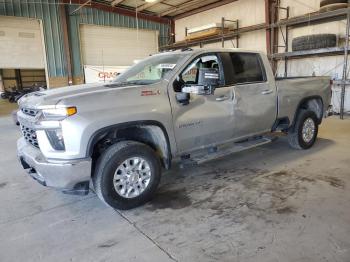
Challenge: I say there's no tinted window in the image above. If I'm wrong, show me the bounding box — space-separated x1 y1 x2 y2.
229 53 265 84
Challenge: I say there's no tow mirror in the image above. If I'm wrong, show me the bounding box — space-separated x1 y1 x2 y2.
182 85 215 95
181 68 219 95
176 92 190 105
198 68 220 88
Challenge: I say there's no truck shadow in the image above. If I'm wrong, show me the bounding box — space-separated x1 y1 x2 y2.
145 136 337 213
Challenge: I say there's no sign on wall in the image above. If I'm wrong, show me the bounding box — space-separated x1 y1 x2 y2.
84 65 129 84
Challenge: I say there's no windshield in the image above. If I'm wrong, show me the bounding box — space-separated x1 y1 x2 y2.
112 53 187 86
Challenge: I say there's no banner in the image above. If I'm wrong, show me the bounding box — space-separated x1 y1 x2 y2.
84 65 129 84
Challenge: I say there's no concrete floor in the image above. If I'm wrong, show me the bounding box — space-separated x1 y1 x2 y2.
0 114 350 262
0 99 18 117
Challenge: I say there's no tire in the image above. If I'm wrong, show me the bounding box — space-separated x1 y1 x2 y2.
320 3 348 12
288 110 319 150
92 140 161 210
292 34 337 51
320 0 347 7
8 96 15 103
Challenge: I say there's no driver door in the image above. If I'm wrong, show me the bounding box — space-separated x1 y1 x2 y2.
169 53 235 154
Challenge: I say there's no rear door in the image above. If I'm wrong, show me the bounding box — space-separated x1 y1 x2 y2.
221 52 277 139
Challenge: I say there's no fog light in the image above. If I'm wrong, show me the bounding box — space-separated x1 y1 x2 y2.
46 129 65 151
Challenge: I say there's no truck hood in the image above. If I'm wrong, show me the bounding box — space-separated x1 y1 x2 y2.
19 83 122 108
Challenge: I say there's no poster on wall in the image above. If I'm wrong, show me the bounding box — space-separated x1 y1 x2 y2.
84 65 129 84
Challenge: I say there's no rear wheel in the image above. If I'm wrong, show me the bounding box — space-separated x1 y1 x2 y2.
288 110 319 150
93 141 161 210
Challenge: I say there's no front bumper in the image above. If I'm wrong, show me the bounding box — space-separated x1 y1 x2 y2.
17 137 92 195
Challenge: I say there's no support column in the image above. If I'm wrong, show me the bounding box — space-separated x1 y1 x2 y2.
59 2 73 86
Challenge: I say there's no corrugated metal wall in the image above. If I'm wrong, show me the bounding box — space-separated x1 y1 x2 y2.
0 0 66 78
0 0 170 82
68 5 170 78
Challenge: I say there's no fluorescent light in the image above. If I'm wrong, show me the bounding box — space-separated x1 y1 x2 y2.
145 0 157 2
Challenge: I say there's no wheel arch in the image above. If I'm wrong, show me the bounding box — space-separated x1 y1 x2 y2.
87 121 172 170
292 96 324 128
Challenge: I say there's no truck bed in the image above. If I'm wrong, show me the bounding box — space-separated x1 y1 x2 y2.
275 76 331 124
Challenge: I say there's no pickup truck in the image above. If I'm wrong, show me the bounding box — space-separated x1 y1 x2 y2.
17 48 331 210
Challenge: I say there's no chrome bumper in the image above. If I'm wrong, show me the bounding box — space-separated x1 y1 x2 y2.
17 137 92 194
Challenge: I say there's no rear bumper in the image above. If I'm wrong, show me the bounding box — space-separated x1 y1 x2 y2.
17 137 92 195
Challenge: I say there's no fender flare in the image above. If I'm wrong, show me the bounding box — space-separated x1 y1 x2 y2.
86 120 172 168
291 95 324 127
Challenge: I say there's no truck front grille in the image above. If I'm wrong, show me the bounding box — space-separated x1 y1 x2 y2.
21 125 39 148
21 108 39 117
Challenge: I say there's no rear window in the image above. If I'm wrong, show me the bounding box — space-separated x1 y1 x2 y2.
229 53 266 85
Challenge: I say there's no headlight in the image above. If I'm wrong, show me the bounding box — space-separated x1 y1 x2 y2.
42 106 77 120
46 129 65 151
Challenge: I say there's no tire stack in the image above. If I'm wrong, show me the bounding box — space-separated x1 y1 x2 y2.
292 34 337 51
320 0 348 13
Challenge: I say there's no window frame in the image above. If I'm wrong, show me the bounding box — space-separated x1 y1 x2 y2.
228 52 267 86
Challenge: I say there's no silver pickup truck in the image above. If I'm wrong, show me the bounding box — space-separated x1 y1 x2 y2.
17 48 331 210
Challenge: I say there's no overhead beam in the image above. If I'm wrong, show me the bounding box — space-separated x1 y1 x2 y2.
137 0 163 12
62 0 171 24
174 0 238 20
70 0 91 15
160 0 205 17
111 0 124 7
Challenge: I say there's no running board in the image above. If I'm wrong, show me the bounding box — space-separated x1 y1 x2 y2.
181 136 275 167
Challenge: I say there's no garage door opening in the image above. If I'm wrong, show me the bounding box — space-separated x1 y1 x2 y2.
0 16 48 108
80 24 159 84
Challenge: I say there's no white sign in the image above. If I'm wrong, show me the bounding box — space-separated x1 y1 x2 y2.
84 65 129 84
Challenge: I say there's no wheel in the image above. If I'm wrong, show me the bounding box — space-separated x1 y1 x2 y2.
288 110 319 150
92 141 161 210
320 3 348 12
320 0 347 7
292 34 337 51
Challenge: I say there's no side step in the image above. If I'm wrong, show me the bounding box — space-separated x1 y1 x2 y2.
181 136 276 167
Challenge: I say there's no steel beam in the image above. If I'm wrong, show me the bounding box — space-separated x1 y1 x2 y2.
111 0 124 7
173 0 238 20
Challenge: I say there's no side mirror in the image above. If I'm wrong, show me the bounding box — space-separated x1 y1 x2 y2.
182 85 215 95
173 76 184 93
198 68 220 87
176 92 190 105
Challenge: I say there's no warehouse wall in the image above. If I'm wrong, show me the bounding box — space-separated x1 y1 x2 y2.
175 0 266 52
0 0 170 87
277 0 348 78
175 0 349 80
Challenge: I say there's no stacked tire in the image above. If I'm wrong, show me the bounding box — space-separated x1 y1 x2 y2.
292 34 337 51
320 0 348 12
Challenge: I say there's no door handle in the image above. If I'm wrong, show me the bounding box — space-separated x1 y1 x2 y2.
216 95 229 101
261 90 273 95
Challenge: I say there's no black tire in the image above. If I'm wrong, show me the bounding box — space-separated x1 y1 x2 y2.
288 110 319 150
320 0 347 7
8 96 15 103
292 34 337 51
320 3 348 12
92 141 161 210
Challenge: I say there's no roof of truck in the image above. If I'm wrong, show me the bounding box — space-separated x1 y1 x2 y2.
156 48 263 56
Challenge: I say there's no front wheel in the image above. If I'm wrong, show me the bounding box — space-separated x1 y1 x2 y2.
92 141 161 210
288 110 319 150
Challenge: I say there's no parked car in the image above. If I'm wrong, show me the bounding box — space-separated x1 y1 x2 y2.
16 49 331 210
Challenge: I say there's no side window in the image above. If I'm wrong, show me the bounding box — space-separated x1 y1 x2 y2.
229 53 266 85
181 54 221 86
